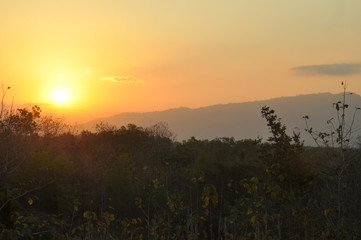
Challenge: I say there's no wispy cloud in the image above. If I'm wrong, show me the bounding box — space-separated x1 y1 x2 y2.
292 63 361 76
101 76 143 83
84 68 92 74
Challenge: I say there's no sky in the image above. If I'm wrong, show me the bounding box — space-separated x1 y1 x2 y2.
1 0 361 122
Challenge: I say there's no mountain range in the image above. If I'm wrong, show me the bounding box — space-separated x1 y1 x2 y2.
84 92 361 145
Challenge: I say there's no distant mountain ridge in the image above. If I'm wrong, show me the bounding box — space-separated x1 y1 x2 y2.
84 92 361 145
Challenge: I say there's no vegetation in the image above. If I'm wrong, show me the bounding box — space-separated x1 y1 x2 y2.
1 85 361 239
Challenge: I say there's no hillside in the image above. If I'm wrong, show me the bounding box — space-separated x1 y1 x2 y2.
84 92 361 145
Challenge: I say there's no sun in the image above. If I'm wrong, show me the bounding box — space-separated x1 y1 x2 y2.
52 89 69 105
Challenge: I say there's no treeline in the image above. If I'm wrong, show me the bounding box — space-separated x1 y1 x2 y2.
0 105 361 240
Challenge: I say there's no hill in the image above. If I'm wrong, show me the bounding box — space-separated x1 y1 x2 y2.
84 92 361 145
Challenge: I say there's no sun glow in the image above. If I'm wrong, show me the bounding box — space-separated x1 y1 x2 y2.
52 89 70 105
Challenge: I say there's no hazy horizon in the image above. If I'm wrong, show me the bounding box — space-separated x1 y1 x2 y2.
4 91 351 124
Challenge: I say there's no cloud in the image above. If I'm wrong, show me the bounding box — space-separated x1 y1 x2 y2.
292 63 361 76
84 68 92 74
101 76 143 83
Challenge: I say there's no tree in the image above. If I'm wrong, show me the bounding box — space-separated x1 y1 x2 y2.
303 82 361 239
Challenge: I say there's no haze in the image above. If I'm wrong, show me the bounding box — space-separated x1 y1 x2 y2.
1 0 361 122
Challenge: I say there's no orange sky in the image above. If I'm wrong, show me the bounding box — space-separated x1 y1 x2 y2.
1 0 361 122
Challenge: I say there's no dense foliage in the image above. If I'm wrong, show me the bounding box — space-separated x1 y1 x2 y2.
0 103 361 239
